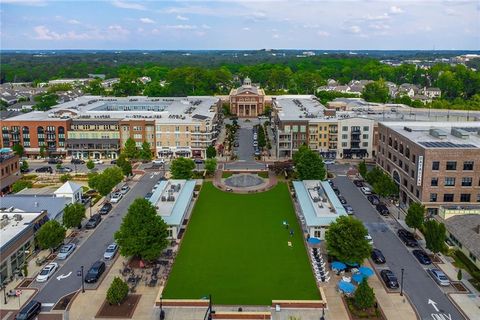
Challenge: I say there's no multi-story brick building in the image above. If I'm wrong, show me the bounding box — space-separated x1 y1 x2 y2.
377 121 480 215
0 150 20 195
229 77 266 118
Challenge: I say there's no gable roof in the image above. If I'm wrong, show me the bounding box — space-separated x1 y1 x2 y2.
445 214 480 259
54 181 82 195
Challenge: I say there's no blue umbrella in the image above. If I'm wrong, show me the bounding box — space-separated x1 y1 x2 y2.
359 266 374 277
352 273 365 283
331 261 347 270
338 280 356 293
307 237 322 245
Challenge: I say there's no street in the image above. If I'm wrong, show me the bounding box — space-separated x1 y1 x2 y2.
333 174 465 320
32 172 161 308
25 160 113 174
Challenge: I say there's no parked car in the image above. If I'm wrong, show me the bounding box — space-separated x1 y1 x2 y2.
47 158 62 164
332 186 340 195
397 229 419 247
20 167 30 173
324 160 335 165
56 166 73 173
36 263 58 282
84 260 106 283
338 196 347 204
35 166 53 173
99 202 113 215
427 268 450 286
380 269 399 289
375 203 390 216
92 159 103 164
327 180 334 186
152 159 165 165
412 249 432 265
15 300 41 320
343 205 354 215
360 187 372 195
85 214 102 229
103 243 118 260
254 150 260 156
144 192 153 200
120 185 130 194
110 159 117 165
194 158 204 164
57 243 76 260
110 192 123 203
367 195 380 205
71 158 85 164
353 180 364 187
365 234 374 245
371 248 386 264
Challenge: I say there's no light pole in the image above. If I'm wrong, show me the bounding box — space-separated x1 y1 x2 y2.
159 295 165 320
320 306 325 320
400 268 405 296
77 266 85 293
1 278 7 305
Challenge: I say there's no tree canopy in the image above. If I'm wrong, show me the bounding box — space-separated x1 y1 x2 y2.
88 166 124 196
12 180 32 193
424 219 446 256
106 277 129 305
62 203 86 229
362 80 389 103
206 145 216 159
123 138 138 160
295 146 326 180
114 198 169 261
204 158 217 175
405 202 425 233
170 157 195 179
139 142 153 161
36 220 66 252
12 144 24 157
354 279 376 310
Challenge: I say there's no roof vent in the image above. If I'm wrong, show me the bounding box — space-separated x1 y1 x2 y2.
429 128 447 139
451 128 469 139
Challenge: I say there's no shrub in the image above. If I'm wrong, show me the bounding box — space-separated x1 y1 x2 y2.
12 180 33 193
60 174 72 183
106 277 129 305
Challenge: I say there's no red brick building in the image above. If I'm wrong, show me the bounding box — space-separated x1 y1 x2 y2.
229 77 266 118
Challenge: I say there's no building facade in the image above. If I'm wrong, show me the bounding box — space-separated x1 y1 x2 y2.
0 150 20 195
377 122 480 215
67 119 120 159
229 77 266 118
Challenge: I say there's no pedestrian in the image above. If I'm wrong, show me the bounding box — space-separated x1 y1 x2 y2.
290 229 294 236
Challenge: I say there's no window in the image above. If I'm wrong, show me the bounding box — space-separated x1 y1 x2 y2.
446 161 457 170
432 161 440 170
412 154 416 164
342 134 348 139
477 194 480 202
431 178 438 186
388 137 392 146
405 147 410 158
342 126 348 132
430 193 437 202
363 126 369 131
341 142 348 147
444 177 455 187
362 142 368 147
443 194 454 202
463 161 474 170
460 194 471 202
363 134 368 139
462 177 473 187
388 152 391 159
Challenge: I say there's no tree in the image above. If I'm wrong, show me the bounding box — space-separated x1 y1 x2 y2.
60 173 72 183
170 157 195 179
12 180 33 193
405 202 425 234
292 145 309 165
424 219 446 257
116 154 132 176
62 203 86 229
457 269 462 281
86 160 95 170
114 199 169 261
206 145 216 159
358 161 367 179
20 160 29 172
36 220 66 252
372 174 398 198
362 80 389 103
88 166 124 196
12 144 24 157
325 216 372 264
354 279 376 310
296 148 326 180
106 277 129 305
204 158 217 175
123 138 138 160
139 141 152 161
39 146 46 158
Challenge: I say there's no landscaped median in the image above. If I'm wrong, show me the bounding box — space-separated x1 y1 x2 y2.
161 182 320 305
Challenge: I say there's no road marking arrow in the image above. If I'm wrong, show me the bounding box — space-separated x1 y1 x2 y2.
428 299 439 312
56 271 72 281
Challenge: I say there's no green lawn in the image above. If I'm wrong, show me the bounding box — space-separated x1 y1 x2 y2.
163 182 320 305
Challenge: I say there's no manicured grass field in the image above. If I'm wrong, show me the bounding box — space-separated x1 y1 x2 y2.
163 182 320 305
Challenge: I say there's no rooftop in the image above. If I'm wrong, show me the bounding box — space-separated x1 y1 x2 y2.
293 180 347 227
149 179 195 226
0 195 69 220
445 214 480 259
274 95 326 121
380 121 480 149
0 210 46 251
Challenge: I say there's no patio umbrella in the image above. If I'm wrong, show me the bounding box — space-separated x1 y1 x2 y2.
359 266 374 277
352 273 365 283
338 280 356 294
307 237 322 246
331 261 347 270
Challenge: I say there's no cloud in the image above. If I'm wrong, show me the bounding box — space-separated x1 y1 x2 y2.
346 25 362 34
242 27 251 31
33 25 92 40
166 24 197 30
369 23 390 30
390 6 404 14
1 0 46 6
67 19 80 25
111 0 145 11
107 25 130 36
317 30 330 37
176 15 189 21
365 13 390 21
139 17 155 24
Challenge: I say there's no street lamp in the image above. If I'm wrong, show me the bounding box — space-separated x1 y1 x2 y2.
77 266 85 293
400 268 405 296
1 278 7 305
320 306 325 320
159 295 165 320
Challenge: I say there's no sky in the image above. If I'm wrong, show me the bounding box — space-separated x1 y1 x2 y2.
1 0 479 50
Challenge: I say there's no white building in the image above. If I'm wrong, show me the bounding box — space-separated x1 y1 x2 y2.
53 181 83 204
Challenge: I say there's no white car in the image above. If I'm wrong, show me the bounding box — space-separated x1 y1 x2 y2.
152 159 165 165
110 192 123 203
324 160 336 165
365 234 374 245
120 185 130 195
360 187 372 195
36 263 58 282
92 159 104 164
57 243 76 260
103 243 119 260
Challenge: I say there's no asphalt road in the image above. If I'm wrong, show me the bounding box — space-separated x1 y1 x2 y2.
333 175 465 320
25 161 113 174
237 126 255 161
32 172 161 308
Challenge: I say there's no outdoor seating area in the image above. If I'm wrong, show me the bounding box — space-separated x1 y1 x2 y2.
331 261 375 296
310 247 330 283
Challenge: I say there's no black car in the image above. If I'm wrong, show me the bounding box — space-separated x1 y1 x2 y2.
371 248 386 264
110 159 117 164
85 214 102 229
99 202 113 215
338 196 347 204
71 158 85 164
332 186 340 195
20 167 30 173
380 270 399 289
47 158 62 164
397 229 419 247
15 300 41 320
35 166 53 173
353 180 364 187
194 158 204 164
84 261 106 283
375 203 390 215
412 249 432 265
144 192 153 200
367 195 380 205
